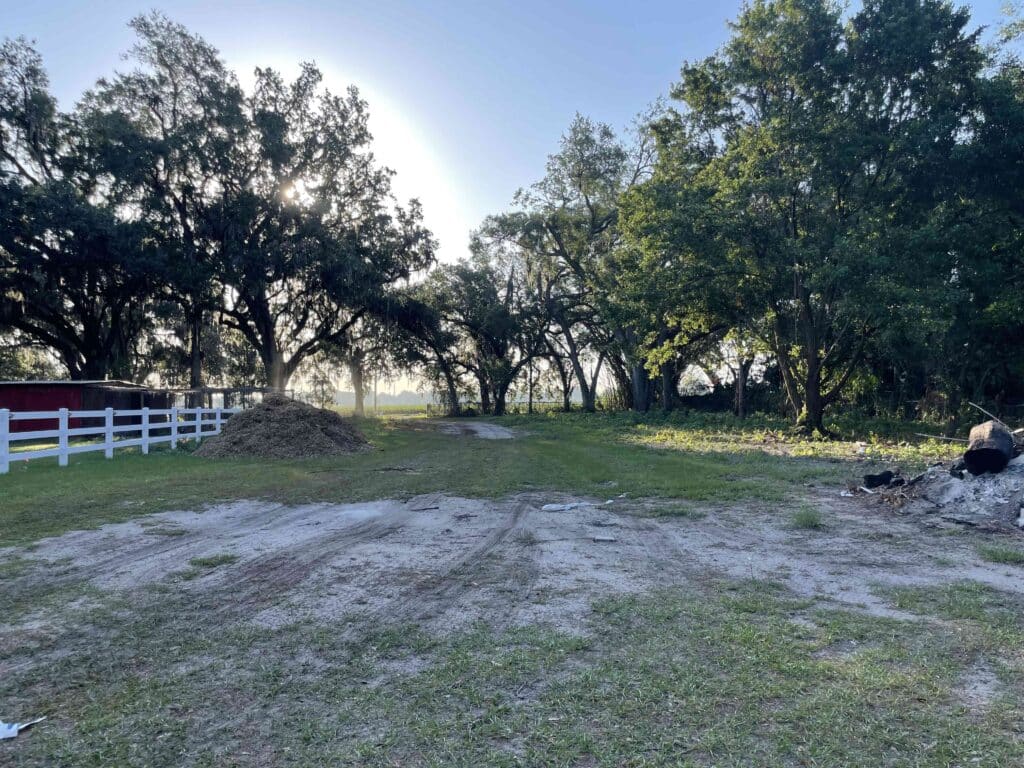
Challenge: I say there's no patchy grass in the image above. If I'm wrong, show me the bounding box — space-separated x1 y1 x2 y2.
0 410 957 548
496 410 963 466
173 553 241 581
649 502 707 520
189 553 239 569
791 504 825 530
2 579 1022 766
0 414 850 547
977 543 1024 566
886 581 1024 629
1 408 1019 767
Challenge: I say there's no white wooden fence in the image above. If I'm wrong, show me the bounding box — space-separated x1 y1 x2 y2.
0 407 240 474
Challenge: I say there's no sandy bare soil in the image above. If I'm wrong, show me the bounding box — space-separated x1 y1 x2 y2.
4 488 1023 662
435 420 515 439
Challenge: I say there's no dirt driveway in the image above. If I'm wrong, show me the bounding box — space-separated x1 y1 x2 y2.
5 489 1022 648
6 487 1024 765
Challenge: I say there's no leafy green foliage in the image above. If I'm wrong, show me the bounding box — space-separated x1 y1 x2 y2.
0 38 163 380
622 0 992 432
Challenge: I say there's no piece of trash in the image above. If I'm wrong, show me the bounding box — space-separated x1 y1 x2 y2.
408 494 444 511
541 502 587 512
0 716 46 740
840 490 855 498
858 486 876 494
863 470 895 489
592 535 617 543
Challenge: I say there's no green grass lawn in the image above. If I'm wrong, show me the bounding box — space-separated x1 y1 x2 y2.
2 412 1020 767
0 411 957 547
4 576 1022 766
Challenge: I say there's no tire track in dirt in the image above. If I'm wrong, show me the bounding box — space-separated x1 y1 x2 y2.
216 510 416 614
18 502 295 589
347 498 540 632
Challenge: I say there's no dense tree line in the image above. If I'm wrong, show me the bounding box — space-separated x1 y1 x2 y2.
422 0 1024 432
2 2 1023 434
1 14 433 391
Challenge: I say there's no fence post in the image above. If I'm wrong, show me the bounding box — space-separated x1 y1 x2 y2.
141 407 150 455
58 408 69 467
0 409 9 475
104 407 114 459
195 408 202 442
170 406 179 449
215 407 223 434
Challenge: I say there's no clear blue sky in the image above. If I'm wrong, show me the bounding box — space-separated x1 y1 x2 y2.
0 0 1011 262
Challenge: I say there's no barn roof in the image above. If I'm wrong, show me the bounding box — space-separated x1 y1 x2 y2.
0 380 148 388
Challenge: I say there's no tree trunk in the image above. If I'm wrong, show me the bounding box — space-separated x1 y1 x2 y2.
553 357 572 411
562 330 595 413
796 363 825 434
349 350 365 417
581 390 595 413
268 349 289 391
189 308 203 389
734 358 751 420
183 307 203 407
493 380 511 417
630 363 651 413
661 362 675 412
606 356 632 410
583 354 604 413
527 361 534 414
442 370 461 416
477 372 491 414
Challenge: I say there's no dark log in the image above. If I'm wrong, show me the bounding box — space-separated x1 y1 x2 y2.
963 420 1015 475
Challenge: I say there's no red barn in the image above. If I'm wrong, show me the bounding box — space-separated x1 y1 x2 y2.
0 381 173 433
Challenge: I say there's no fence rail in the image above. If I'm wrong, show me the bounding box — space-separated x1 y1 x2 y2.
0 406 240 474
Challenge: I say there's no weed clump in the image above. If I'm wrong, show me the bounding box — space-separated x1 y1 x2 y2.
791 506 824 530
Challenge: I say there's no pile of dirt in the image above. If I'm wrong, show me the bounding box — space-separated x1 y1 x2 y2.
195 394 369 459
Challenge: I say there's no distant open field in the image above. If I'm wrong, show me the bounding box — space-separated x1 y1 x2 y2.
2 413 1022 766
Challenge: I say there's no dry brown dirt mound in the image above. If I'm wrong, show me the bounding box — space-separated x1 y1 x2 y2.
195 394 369 459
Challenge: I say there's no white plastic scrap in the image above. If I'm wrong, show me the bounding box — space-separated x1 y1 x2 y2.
541 502 587 512
0 716 46 740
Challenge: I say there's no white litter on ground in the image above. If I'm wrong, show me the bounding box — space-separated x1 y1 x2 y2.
541 502 590 512
0 716 46 740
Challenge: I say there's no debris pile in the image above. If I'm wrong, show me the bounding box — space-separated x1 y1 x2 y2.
195 394 369 459
849 419 1024 532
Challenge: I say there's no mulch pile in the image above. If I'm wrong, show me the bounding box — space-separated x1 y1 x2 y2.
195 394 369 459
